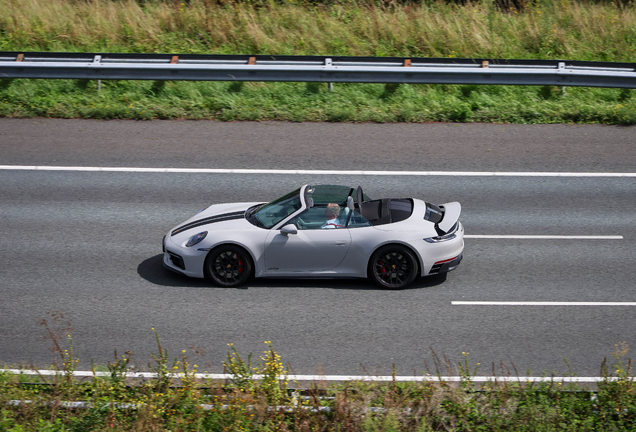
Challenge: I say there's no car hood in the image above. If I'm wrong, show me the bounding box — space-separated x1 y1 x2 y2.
169 201 262 238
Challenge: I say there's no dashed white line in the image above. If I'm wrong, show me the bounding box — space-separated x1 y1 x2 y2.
1 165 636 177
1 165 625 241
453 301 636 306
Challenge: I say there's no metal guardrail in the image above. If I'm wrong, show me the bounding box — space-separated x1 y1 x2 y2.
1 51 635 88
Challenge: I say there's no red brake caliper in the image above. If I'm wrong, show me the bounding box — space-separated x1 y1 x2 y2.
379 260 386 273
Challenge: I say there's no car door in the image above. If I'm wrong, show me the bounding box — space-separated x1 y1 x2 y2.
263 228 351 274
263 206 352 274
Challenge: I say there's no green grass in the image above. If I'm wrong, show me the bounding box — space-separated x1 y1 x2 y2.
1 0 635 123
1 78 635 124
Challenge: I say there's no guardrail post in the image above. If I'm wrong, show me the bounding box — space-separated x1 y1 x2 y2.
94 55 102 91
558 62 567 97
325 58 334 92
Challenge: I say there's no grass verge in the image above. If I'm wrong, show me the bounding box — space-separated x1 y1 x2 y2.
1 79 635 124
1 314 635 431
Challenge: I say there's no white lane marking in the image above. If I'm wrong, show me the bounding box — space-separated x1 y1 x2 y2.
1 165 626 240
453 301 636 306
0 166 625 240
0 369 618 383
1 165 636 177
465 235 623 240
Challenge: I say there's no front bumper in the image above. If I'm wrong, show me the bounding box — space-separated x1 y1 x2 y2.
162 234 208 278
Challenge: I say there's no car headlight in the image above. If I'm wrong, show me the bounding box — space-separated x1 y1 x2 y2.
185 231 208 247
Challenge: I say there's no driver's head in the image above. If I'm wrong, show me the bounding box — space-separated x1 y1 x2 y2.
325 203 341 219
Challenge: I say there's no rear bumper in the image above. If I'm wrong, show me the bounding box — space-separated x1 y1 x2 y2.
428 253 463 275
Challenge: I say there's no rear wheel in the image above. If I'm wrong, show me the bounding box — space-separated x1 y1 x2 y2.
205 245 253 287
369 245 419 289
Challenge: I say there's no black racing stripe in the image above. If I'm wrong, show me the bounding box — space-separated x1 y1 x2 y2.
171 212 244 236
178 210 245 231
171 211 245 235
173 213 234 231
171 211 245 236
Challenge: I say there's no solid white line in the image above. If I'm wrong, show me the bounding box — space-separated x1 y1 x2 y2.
0 369 617 383
464 235 623 240
453 301 636 306
1 165 636 177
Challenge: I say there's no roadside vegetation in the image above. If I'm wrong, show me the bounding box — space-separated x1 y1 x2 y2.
0 0 635 123
1 312 636 431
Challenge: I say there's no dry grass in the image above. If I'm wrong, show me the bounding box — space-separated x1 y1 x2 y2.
1 0 635 61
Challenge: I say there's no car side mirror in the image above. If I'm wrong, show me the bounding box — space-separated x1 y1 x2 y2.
280 224 298 236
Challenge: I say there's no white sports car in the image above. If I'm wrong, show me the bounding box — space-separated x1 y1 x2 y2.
163 184 463 289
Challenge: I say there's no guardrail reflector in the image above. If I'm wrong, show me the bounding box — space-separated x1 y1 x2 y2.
171 55 179 64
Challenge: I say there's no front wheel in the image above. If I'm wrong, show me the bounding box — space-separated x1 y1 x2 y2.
369 245 419 290
205 245 253 287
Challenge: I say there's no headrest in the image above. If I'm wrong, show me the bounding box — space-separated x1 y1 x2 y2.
346 196 355 210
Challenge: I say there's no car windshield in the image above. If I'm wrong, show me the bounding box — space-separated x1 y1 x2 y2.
307 185 354 206
247 188 302 229
307 185 371 205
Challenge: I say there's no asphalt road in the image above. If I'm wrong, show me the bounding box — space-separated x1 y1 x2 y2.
1 119 635 378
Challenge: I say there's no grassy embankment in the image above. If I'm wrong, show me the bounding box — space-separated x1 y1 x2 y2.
1 317 635 431
0 0 635 123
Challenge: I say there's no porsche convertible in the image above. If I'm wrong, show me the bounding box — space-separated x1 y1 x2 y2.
162 184 463 289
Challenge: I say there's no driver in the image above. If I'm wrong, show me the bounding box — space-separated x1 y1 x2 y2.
322 203 344 229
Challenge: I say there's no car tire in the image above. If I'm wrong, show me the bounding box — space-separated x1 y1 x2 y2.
204 245 253 287
369 245 419 290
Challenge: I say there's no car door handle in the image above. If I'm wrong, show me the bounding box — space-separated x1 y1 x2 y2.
331 241 347 246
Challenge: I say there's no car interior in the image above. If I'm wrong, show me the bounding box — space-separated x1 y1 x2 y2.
289 185 414 229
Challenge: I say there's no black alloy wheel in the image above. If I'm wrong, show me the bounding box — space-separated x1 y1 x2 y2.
205 245 253 287
369 245 419 289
